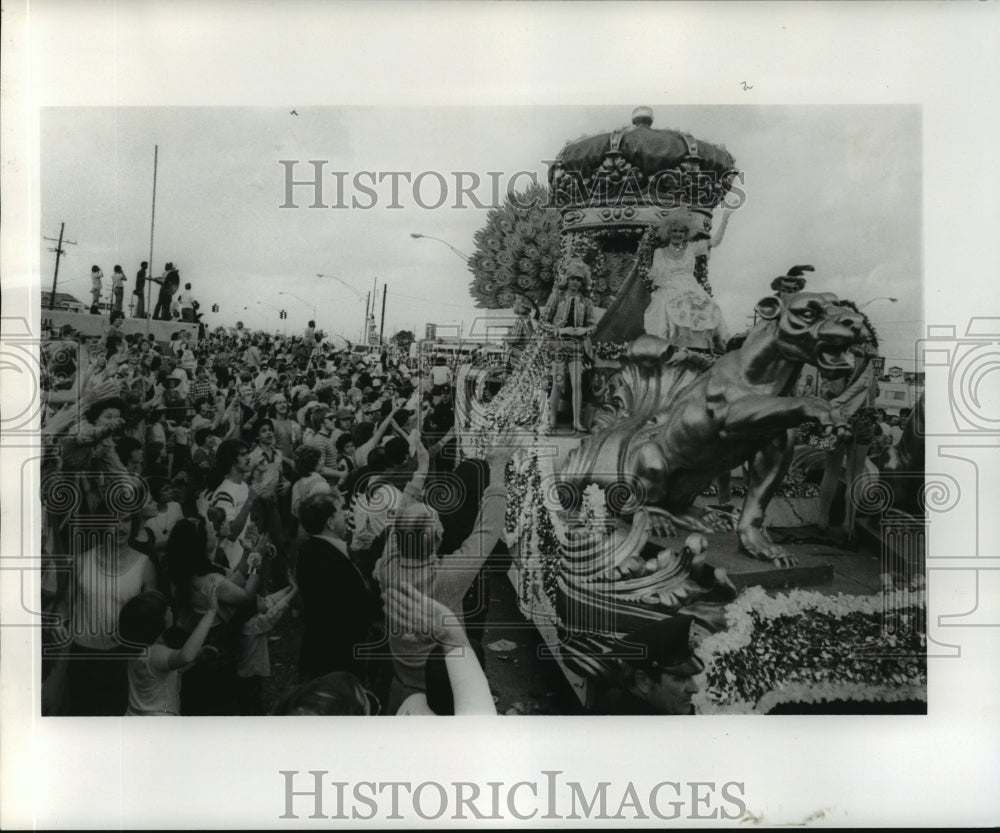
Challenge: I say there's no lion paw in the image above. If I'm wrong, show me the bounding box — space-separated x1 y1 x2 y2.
738 528 799 568
676 512 717 535
646 507 680 539
702 507 737 532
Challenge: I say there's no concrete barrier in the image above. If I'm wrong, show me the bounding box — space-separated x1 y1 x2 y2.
40 309 199 343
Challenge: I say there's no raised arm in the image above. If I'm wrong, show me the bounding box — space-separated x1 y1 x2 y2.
432 439 514 609
165 603 217 670
710 205 733 249
385 583 496 715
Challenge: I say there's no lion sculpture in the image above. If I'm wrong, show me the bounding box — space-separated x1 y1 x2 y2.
561 292 873 566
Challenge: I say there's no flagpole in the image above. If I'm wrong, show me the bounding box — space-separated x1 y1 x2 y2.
146 145 158 337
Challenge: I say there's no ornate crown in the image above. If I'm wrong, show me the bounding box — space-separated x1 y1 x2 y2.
549 107 739 233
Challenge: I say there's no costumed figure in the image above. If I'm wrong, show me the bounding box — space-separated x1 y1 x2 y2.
507 292 538 365
643 208 731 352
540 261 597 434
592 206 731 347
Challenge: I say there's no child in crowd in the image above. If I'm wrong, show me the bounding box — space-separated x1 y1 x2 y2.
118 590 217 716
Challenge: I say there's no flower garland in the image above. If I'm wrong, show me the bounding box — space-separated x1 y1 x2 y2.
591 340 630 361
692 586 926 714
504 449 565 614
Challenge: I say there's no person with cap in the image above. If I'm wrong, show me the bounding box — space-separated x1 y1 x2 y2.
592 615 704 715
329 406 357 448
770 264 813 300
722 264 815 357
58 394 129 514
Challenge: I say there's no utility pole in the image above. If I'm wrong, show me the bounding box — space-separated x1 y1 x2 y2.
379 283 387 345
43 223 77 310
146 145 159 336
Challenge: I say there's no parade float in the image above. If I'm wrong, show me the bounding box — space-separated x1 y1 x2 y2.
458 107 926 713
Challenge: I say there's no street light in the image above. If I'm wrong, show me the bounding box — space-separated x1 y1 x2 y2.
316 273 367 301
278 290 317 321
859 296 898 309
410 232 470 263
317 274 370 343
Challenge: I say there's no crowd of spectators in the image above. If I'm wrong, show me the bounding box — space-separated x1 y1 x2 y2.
39 317 507 716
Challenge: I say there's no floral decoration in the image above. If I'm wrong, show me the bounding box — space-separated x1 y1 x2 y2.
468 183 562 309
692 586 927 714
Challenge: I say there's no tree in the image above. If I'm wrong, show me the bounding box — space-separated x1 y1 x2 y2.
391 329 415 352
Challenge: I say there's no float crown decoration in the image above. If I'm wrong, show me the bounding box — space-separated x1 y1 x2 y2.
549 106 739 234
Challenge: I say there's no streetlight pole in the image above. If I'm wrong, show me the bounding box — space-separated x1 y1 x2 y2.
278 290 317 322
316 274 371 344
410 232 470 263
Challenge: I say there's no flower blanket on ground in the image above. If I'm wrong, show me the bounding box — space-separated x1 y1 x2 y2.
692 586 926 714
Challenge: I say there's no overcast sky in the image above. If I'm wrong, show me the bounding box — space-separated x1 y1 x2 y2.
41 104 921 367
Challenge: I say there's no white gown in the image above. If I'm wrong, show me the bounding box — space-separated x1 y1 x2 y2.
642 241 727 350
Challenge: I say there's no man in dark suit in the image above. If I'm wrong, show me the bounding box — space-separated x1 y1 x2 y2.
296 492 380 681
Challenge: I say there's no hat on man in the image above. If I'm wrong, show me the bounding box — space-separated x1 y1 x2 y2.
167 368 187 385
621 615 704 677
336 407 355 421
770 264 814 293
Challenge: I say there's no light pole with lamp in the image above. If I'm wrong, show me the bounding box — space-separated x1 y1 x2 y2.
410 232 470 263
316 274 370 343
278 290 317 323
257 301 286 336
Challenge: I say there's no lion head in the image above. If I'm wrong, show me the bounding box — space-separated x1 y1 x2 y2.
755 292 873 377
